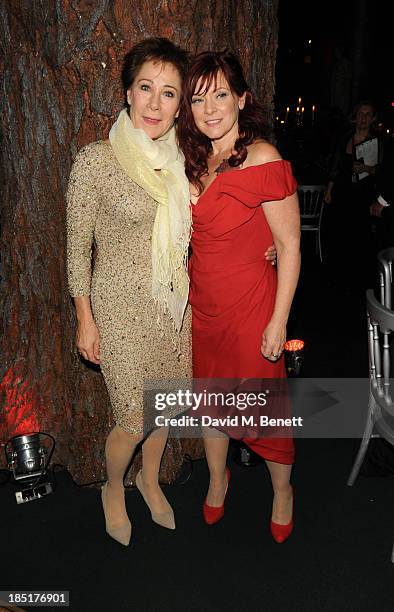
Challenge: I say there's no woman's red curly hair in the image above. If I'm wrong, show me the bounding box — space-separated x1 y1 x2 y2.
177 50 272 195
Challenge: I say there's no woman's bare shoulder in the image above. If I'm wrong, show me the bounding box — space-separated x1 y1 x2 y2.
245 141 282 166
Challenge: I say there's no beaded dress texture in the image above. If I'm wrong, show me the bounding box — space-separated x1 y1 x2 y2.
66 141 192 434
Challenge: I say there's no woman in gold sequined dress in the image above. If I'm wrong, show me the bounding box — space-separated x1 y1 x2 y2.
67 39 192 546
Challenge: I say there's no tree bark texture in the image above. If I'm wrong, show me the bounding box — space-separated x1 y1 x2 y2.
0 0 279 484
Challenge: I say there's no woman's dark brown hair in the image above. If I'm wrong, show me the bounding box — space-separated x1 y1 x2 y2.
121 37 189 108
177 50 272 194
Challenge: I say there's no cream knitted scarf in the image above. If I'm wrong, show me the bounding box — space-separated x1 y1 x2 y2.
109 108 191 339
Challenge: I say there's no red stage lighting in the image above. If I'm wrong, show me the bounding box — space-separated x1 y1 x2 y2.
284 339 305 351
284 339 305 376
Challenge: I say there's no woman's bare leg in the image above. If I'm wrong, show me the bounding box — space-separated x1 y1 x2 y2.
203 428 230 506
265 460 293 524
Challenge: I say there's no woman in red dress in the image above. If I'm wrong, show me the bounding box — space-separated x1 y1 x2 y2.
177 51 300 542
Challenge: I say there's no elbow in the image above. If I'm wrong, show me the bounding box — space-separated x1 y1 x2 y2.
275 233 300 256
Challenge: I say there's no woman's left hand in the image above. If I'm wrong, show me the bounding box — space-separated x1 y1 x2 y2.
353 162 375 175
265 243 277 266
261 319 286 361
353 161 366 174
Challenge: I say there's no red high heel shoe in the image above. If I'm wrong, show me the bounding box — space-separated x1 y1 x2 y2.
270 487 294 543
203 467 231 525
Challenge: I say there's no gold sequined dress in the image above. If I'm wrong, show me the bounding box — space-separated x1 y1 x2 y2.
66 141 192 434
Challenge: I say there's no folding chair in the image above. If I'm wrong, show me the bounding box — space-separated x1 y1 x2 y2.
347 290 394 562
298 185 325 262
378 247 394 309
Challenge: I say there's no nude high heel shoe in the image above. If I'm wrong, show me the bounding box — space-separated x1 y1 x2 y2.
135 469 176 530
101 482 132 546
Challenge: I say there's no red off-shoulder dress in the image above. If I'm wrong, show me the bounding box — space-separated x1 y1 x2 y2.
189 160 297 465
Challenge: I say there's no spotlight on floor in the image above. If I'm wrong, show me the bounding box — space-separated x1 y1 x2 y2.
5 432 55 504
284 339 305 377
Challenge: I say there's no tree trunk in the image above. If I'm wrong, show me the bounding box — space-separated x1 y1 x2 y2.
0 0 279 484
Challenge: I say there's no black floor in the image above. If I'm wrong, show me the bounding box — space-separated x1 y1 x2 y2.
1 243 394 612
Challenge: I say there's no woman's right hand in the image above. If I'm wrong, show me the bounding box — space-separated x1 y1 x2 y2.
76 319 101 364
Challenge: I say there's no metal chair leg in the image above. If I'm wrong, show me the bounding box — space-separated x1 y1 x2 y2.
318 200 324 263
347 395 375 486
318 229 323 263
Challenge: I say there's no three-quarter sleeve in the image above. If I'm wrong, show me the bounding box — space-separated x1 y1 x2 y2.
66 144 101 297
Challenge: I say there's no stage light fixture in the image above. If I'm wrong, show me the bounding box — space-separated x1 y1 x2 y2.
5 432 55 504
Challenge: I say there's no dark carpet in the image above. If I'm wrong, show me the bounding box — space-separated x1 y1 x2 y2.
1 242 394 612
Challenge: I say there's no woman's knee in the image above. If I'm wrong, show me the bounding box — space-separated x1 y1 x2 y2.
112 424 143 446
